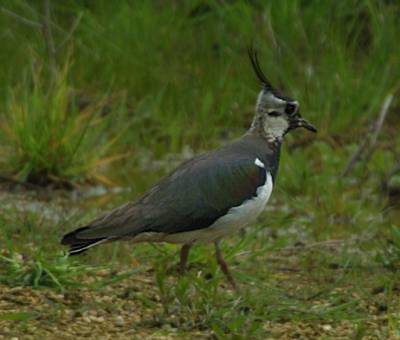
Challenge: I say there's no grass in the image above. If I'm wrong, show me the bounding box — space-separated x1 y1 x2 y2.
1 1 399 157
0 0 400 338
0 63 126 186
0 252 91 290
0 149 399 337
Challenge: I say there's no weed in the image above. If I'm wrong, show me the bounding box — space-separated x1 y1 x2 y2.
0 63 123 186
0 251 95 291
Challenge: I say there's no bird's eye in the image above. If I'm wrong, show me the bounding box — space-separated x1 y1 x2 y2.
285 103 297 115
268 111 281 117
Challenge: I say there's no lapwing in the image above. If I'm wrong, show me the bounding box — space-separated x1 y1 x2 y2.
61 48 316 288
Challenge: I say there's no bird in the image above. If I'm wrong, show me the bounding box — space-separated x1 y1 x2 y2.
61 48 317 288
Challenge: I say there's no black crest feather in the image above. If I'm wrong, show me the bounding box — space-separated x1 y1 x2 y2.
248 47 273 90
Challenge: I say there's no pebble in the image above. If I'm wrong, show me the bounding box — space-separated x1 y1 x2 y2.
96 269 110 277
82 316 91 323
115 316 125 326
89 316 105 323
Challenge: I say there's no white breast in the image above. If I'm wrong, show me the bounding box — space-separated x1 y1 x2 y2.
162 159 273 244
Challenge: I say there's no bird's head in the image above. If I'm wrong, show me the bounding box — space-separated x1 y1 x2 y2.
248 48 317 142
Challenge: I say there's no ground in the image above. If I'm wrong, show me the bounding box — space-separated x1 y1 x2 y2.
0 187 399 339
0 255 398 339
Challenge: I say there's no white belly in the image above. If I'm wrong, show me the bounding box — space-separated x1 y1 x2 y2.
160 171 273 244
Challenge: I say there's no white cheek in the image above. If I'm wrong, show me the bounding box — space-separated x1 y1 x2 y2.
264 117 289 138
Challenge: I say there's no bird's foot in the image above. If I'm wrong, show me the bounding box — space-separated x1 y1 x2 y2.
214 241 239 291
178 243 192 275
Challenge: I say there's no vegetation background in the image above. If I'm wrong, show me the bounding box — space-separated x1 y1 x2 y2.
0 0 399 338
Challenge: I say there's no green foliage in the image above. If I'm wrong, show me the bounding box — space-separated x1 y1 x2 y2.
0 311 37 321
0 64 122 185
376 225 400 269
0 0 399 160
0 252 94 291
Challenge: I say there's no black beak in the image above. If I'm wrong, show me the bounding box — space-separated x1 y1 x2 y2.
297 118 317 132
289 115 317 133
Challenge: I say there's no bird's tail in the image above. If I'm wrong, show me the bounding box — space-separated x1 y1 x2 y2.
61 226 109 256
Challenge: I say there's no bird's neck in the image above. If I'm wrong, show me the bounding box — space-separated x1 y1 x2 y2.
240 131 282 181
249 115 284 144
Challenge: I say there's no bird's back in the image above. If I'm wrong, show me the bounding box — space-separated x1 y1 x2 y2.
62 133 281 251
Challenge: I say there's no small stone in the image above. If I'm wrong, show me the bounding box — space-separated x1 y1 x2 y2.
322 324 332 331
115 316 125 326
96 269 110 277
14 253 23 262
89 315 105 323
82 316 91 323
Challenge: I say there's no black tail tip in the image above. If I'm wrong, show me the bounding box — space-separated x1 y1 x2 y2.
61 226 105 256
61 226 90 246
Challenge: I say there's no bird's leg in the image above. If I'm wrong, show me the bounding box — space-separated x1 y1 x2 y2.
214 240 237 289
179 243 192 274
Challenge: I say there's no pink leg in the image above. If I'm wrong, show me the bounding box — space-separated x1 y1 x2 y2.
179 244 192 274
214 240 237 289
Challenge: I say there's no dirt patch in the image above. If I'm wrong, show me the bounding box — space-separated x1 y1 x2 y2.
0 263 397 339
0 273 207 339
